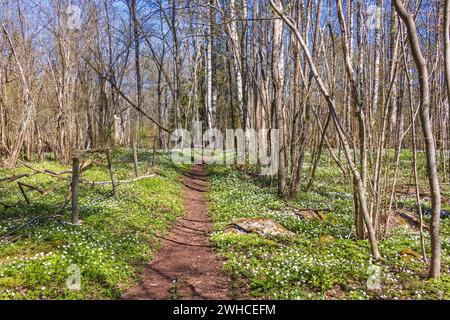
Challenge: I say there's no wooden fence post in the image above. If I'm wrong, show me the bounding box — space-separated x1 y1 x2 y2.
105 148 118 196
71 156 80 225
132 140 139 177
152 136 157 167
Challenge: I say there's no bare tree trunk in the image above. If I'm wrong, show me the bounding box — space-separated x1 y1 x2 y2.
1 23 35 167
106 148 118 197
270 0 380 260
271 0 287 198
229 0 246 129
445 0 450 109
371 0 383 121
393 0 442 278
205 0 216 129
337 0 370 239
411 93 428 263
131 0 141 177
306 112 331 192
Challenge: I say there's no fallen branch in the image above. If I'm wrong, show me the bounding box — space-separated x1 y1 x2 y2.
0 201 12 209
11 159 93 182
79 174 156 186
0 189 71 240
224 223 252 234
397 210 430 231
224 223 289 247
15 160 72 181
0 184 60 211
0 172 39 183
295 208 332 212
282 202 332 220
0 213 60 240
17 182 45 195
2 234 29 242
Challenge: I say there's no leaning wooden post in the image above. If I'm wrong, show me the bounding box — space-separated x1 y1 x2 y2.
132 140 139 177
71 156 80 225
152 136 157 167
17 182 31 205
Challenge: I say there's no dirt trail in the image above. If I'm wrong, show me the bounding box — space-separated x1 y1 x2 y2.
122 165 231 300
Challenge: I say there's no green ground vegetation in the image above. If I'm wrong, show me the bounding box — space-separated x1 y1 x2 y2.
0 150 187 299
207 151 450 300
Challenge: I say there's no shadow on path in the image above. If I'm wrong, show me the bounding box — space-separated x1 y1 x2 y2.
121 165 231 300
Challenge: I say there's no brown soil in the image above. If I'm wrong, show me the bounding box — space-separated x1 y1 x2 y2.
122 165 231 300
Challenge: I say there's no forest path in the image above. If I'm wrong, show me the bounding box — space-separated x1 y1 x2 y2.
122 164 231 300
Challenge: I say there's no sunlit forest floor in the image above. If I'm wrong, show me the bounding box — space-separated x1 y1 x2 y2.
0 149 449 299
0 150 187 299
208 151 450 300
